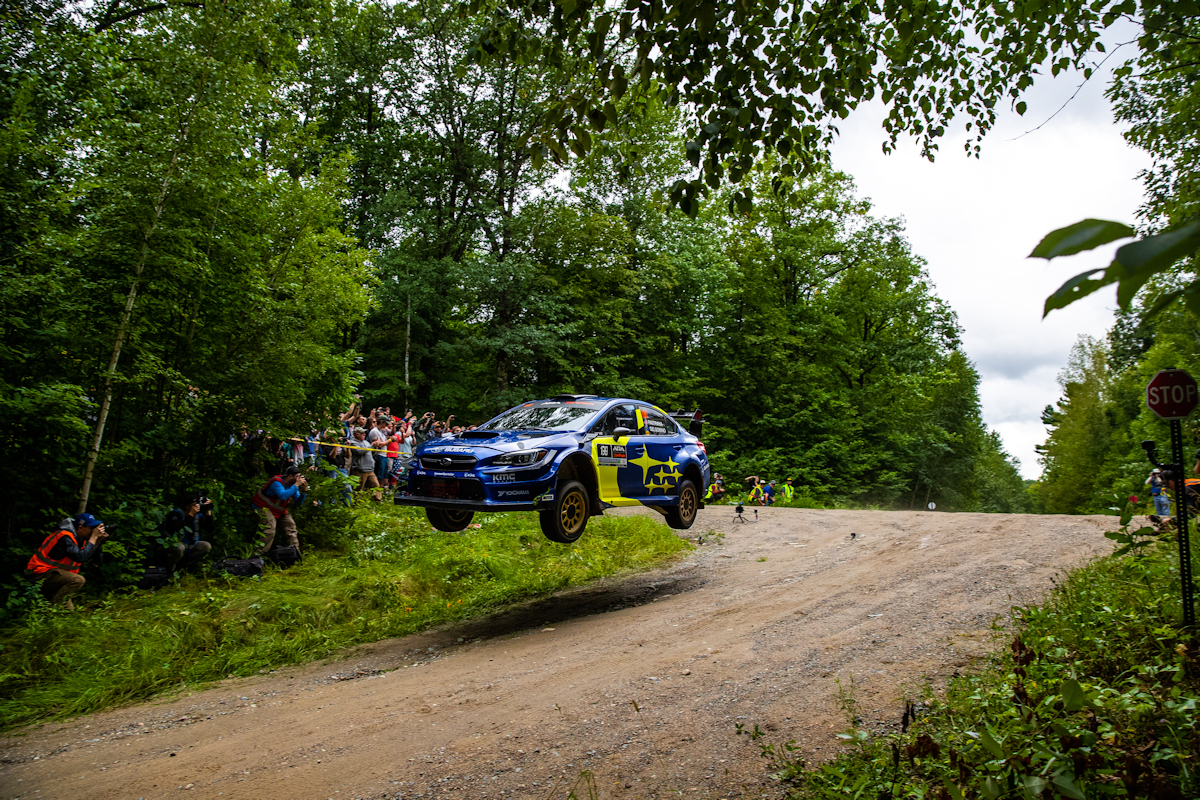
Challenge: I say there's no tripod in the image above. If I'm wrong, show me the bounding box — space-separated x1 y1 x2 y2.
734 504 748 523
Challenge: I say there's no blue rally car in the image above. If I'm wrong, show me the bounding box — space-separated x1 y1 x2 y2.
394 395 710 543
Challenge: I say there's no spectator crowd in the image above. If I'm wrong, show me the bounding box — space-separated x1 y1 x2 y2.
28 397 476 608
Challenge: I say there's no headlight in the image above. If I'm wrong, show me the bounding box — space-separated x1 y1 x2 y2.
492 449 548 466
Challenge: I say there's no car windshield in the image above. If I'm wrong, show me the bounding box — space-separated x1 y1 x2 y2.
481 401 604 432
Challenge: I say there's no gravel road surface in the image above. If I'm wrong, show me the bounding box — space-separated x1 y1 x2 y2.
0 507 1115 800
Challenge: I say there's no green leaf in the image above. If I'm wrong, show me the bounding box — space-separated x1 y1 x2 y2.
943 779 965 800
1120 503 1133 527
1061 678 1085 711
1030 219 1135 259
1142 288 1185 322
1106 220 1200 308
1051 770 1087 800
1023 775 1047 798
1114 218 1200 278
1043 268 1115 316
982 776 1003 800
978 727 1004 758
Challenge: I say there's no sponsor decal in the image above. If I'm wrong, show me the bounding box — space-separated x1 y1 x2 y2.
427 446 474 453
433 471 457 477
491 473 517 483
498 490 530 498
596 443 627 467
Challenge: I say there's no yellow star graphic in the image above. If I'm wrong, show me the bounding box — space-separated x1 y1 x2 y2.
630 450 684 494
628 447 673 486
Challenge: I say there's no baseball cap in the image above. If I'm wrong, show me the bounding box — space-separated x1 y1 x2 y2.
75 512 104 528
1153 468 1162 473
283 465 301 476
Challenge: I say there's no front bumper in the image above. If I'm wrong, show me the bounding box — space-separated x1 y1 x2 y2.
393 494 552 512
394 464 558 511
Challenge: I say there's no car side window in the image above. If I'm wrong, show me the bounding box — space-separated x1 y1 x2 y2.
594 404 640 435
641 408 676 436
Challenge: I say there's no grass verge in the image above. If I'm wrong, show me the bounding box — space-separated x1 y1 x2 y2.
0 505 691 732
755 513 1200 799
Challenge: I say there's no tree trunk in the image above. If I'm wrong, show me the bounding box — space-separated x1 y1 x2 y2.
78 135 186 514
404 292 411 406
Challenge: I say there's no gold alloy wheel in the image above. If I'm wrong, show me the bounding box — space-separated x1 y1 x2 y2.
680 485 697 523
560 489 586 534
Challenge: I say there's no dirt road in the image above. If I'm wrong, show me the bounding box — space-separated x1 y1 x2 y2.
0 507 1115 800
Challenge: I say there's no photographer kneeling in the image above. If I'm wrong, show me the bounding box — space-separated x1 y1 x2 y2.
26 513 108 609
161 493 214 572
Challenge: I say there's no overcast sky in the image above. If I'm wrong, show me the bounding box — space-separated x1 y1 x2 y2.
828 47 1151 479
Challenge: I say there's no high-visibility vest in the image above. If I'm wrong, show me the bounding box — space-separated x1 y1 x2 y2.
251 476 291 518
27 527 83 575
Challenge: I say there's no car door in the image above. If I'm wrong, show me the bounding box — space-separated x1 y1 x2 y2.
590 404 647 507
636 406 686 498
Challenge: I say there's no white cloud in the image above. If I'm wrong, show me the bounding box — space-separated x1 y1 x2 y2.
830 49 1151 479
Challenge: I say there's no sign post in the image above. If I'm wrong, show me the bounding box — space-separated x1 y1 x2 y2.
1146 368 1200 627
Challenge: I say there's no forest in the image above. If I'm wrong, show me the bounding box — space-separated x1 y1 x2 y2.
1032 3 1200 515
19 0 1189 594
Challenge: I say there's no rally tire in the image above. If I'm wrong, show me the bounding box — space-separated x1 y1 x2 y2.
540 480 589 543
666 479 700 530
427 507 474 532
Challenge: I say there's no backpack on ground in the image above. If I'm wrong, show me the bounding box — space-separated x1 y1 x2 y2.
213 556 265 579
136 566 171 591
266 545 301 568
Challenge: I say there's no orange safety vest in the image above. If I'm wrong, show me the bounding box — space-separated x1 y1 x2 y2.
251 476 291 518
27 527 83 575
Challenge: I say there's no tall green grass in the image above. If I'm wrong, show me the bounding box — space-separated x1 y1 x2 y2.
0 506 690 731
757 515 1200 799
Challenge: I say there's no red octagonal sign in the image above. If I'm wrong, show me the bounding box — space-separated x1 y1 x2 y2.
1147 369 1200 420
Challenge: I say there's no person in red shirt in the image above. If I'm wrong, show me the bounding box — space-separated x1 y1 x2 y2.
385 429 401 487
26 513 108 609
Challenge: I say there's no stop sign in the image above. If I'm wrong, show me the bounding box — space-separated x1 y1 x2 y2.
1146 369 1200 420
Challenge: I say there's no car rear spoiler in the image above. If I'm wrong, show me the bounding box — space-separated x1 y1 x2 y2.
669 409 703 438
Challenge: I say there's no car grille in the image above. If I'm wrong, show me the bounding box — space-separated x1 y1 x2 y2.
419 453 478 470
410 476 485 501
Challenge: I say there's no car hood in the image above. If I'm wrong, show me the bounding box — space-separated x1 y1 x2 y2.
419 430 579 455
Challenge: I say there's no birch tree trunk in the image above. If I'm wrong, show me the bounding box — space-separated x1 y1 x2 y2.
77 136 186 514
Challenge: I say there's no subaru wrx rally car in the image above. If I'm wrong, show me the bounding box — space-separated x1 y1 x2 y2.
394 395 710 543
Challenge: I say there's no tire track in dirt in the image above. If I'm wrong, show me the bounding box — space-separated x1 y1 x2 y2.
0 508 1116 800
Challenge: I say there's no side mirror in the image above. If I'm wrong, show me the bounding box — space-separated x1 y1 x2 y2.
613 426 634 439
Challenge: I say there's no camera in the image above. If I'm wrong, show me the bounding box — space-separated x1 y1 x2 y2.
199 497 214 514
